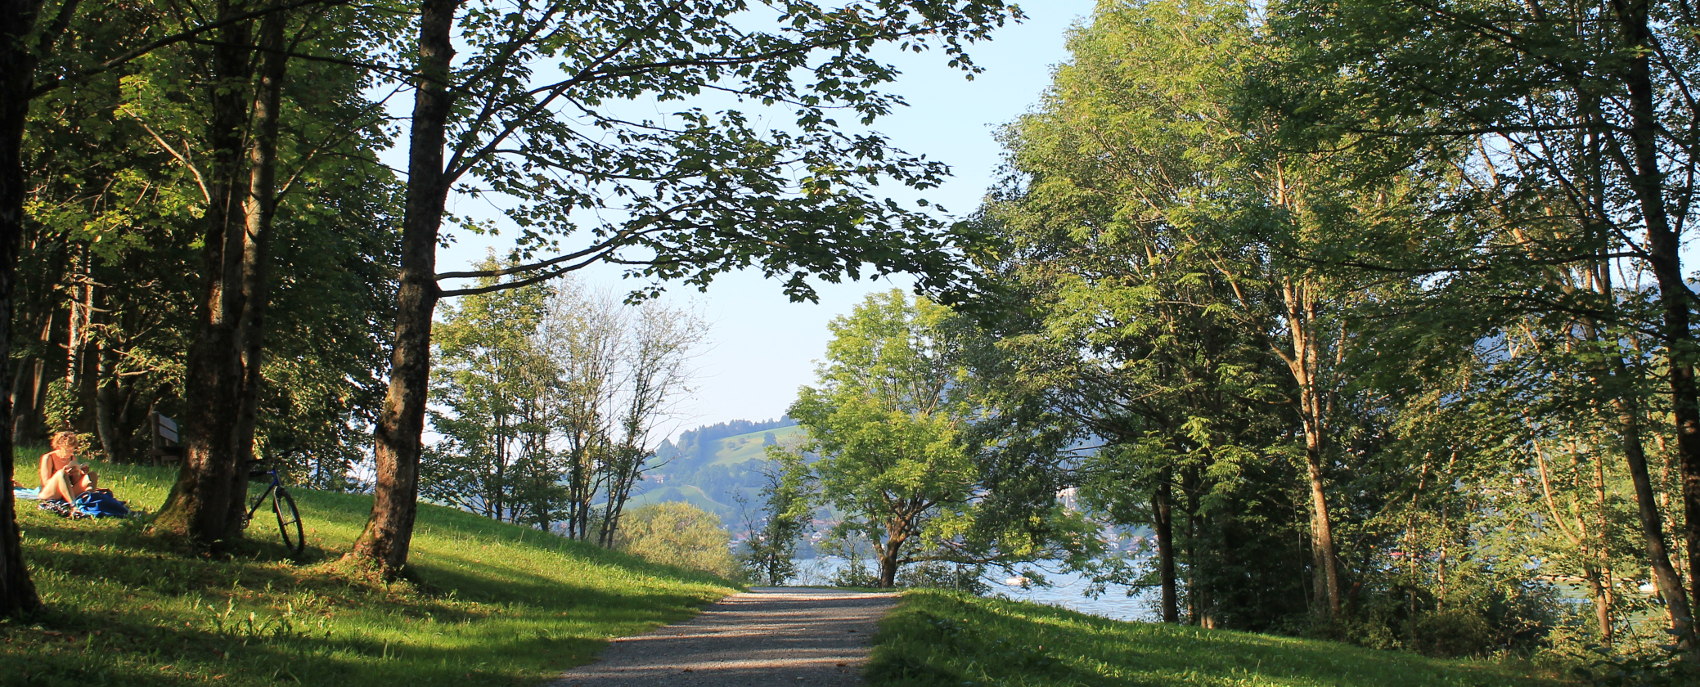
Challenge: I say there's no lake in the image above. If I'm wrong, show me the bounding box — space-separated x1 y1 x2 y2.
790 557 1158 623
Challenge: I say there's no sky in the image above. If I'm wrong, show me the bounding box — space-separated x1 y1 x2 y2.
439 2 1099 437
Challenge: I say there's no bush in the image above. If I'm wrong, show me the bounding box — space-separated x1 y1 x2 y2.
830 555 881 588
896 561 989 595
615 502 739 579
1343 575 1559 658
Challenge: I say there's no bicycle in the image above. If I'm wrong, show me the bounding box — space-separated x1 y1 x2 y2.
245 463 305 557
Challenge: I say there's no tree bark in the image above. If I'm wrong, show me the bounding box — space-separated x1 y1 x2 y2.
1606 365 1693 640
347 0 458 577
94 344 121 460
877 525 907 588
220 4 288 541
1154 473 1178 623
0 0 46 618
1589 453 1616 646
152 0 254 550
1283 279 1342 619
1609 0 1700 647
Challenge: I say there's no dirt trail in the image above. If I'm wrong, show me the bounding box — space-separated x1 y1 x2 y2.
546 587 898 686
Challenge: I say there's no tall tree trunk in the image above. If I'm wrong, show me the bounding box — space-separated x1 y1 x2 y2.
94 343 121 460
222 4 288 542
1283 279 1342 619
1154 472 1178 623
1590 453 1616 646
10 354 44 445
1610 0 1700 648
598 447 642 546
1606 368 1693 639
348 0 458 577
152 0 254 550
0 0 46 618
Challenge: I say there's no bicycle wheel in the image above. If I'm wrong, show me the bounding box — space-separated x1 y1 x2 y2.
271 487 305 557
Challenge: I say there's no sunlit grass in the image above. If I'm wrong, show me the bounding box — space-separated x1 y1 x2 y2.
3 457 737 686
868 589 1569 687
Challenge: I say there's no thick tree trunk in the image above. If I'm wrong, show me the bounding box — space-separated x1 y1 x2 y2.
1154 474 1178 623
0 0 45 618
221 5 288 541
347 0 458 577
876 527 906 588
152 1 254 550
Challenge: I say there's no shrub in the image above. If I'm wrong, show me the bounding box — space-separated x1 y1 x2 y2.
615 502 739 579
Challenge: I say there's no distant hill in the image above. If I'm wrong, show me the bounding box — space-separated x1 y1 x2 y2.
633 418 806 534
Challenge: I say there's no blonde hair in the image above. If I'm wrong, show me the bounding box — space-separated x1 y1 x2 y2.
50 431 78 452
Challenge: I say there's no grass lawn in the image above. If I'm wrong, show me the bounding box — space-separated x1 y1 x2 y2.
2 458 737 686
868 589 1569 687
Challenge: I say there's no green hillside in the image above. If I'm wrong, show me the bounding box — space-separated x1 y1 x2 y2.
624 483 728 515
709 424 807 467
636 419 807 531
3 457 736 687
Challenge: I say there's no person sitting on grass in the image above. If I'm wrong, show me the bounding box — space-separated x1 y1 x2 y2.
38 431 96 503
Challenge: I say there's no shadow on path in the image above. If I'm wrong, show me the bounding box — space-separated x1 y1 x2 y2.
547 587 898 686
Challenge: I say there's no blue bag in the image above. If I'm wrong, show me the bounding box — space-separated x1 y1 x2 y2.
71 489 130 518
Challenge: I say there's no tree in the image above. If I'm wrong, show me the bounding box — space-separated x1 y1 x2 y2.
421 272 701 536
742 449 813 586
91 0 401 550
423 258 557 522
1268 0 1700 645
3 0 396 608
9 1 396 488
790 290 980 588
350 0 1022 577
986 0 1400 622
594 296 704 546
0 0 47 616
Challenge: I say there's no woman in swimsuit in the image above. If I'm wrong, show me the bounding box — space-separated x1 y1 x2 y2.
38 431 96 502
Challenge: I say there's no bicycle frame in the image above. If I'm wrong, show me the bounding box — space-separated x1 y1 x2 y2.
245 468 284 523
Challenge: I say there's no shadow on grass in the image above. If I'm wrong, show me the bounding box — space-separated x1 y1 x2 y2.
3 600 613 687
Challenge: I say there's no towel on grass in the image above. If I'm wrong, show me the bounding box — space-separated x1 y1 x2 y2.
13 487 39 500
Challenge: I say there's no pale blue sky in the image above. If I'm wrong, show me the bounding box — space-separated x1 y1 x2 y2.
441 2 1098 436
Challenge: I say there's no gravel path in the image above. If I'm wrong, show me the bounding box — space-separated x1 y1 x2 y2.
546 587 898 687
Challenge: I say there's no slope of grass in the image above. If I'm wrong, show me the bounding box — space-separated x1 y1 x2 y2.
3 458 737 686
868 589 1567 687
623 483 725 514
708 424 805 467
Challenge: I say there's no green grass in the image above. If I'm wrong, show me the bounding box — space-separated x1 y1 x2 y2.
868 589 1568 687
3 458 737 686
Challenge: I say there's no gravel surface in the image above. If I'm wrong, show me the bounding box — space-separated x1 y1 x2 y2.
545 587 898 687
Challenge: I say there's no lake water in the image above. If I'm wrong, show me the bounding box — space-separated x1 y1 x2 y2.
790 557 1158 623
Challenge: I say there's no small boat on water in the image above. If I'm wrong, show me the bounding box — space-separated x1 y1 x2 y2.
1003 575 1032 587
